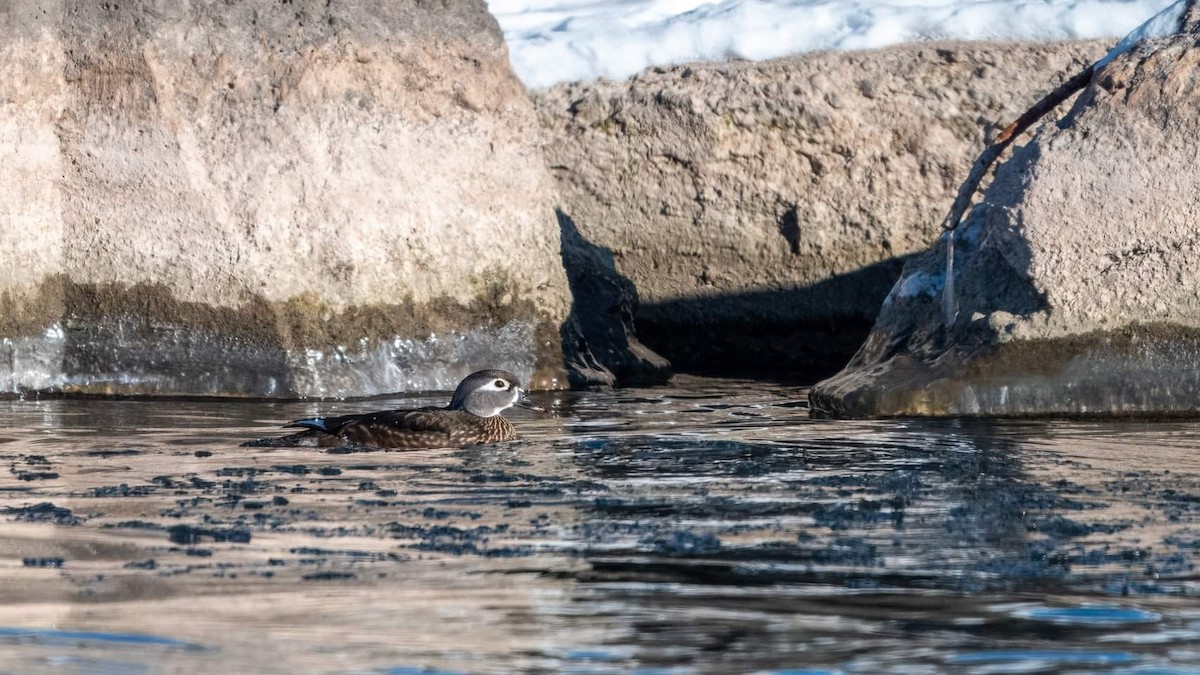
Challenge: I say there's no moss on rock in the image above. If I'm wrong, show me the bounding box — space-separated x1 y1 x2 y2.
2 275 564 398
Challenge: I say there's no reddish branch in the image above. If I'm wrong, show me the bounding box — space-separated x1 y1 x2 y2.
937 65 1096 325
941 0 1200 234
939 65 1095 233
938 0 1200 326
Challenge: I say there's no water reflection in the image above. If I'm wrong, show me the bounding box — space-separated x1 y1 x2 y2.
0 378 1198 672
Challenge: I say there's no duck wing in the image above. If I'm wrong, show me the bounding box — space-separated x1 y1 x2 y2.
287 407 458 449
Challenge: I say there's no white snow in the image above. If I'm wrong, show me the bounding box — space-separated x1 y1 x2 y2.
1095 0 1186 68
895 270 945 300
488 0 1179 88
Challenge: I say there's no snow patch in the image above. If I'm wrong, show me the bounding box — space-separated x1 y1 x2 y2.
897 270 946 299
489 0 1178 88
1095 0 1187 69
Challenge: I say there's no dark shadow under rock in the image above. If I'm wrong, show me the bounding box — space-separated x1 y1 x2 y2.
558 209 671 387
637 256 912 382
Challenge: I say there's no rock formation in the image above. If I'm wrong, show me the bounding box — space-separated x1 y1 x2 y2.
812 2 1200 416
4 0 1170 400
535 40 1107 378
1 0 572 397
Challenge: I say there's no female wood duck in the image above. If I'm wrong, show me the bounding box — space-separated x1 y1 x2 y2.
256 370 543 449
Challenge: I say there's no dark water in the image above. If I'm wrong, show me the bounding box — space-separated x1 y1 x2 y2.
1 376 1198 673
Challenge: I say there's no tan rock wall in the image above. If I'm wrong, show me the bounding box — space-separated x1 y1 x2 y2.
0 0 571 396
812 27 1200 417
535 40 1108 376
993 39 1200 339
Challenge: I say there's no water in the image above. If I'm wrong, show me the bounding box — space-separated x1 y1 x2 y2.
1 377 1198 673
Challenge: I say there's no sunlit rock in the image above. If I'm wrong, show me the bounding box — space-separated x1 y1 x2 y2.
535 40 1107 378
0 0 573 397
813 2 1200 417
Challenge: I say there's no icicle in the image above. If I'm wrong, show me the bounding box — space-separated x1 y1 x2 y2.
942 229 957 327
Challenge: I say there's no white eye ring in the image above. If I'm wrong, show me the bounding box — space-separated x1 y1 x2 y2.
493 379 507 389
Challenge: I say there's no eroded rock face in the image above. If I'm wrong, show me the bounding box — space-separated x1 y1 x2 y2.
535 41 1107 377
0 0 571 397
812 20 1200 417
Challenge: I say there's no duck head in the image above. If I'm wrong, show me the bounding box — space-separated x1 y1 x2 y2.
448 369 544 417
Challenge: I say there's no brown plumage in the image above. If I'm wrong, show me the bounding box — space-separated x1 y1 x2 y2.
295 409 517 448
245 369 541 450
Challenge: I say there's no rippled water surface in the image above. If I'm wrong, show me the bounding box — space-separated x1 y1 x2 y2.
2 377 1199 673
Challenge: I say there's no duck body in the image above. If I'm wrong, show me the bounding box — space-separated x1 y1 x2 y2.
247 369 541 450
285 407 517 448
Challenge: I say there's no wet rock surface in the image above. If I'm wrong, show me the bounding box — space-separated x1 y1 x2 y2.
558 210 672 387
1 378 1198 671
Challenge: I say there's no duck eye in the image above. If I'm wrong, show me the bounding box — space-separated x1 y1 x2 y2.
494 379 506 389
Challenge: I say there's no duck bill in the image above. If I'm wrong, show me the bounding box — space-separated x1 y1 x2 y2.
514 388 545 412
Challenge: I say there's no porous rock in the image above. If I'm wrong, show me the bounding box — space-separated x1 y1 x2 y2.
813 11 1200 417
0 0 572 397
535 40 1108 378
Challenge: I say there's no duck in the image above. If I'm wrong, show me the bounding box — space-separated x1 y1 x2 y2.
250 369 544 449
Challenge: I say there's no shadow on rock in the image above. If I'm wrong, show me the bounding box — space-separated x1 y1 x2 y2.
637 254 914 382
558 208 672 387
